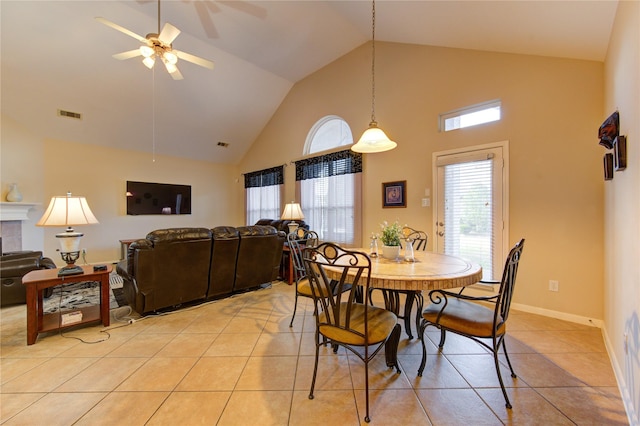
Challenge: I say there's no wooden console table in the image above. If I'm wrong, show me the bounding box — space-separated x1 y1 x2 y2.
22 265 112 345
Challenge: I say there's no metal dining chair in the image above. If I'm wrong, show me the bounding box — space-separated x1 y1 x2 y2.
303 242 400 423
288 228 319 327
418 238 525 409
397 226 428 339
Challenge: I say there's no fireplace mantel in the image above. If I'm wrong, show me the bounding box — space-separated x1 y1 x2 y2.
0 202 39 221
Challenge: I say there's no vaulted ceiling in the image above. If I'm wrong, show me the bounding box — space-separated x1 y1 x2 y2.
1 1 618 164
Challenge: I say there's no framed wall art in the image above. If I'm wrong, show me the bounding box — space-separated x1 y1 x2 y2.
614 135 627 171
604 153 614 181
382 180 406 208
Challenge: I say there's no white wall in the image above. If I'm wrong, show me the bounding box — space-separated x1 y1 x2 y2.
603 1 640 423
1 116 243 265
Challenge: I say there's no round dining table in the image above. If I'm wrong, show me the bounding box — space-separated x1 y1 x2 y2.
328 248 483 369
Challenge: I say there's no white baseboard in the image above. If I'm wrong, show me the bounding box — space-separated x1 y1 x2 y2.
510 302 603 328
511 302 637 424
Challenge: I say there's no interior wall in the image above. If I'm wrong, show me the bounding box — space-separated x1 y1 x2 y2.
1 115 46 251
240 41 605 321
603 1 640 422
1 116 243 265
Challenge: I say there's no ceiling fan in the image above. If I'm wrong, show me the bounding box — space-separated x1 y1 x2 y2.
96 0 214 80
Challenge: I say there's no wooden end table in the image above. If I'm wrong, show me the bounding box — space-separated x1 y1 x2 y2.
22 264 112 345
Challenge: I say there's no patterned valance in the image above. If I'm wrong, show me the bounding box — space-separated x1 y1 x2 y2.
295 150 362 181
244 165 284 188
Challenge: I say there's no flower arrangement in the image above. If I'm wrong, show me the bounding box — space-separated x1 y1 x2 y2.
380 220 403 246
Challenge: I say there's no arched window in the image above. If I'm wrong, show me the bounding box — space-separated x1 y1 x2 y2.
305 115 353 154
296 116 362 245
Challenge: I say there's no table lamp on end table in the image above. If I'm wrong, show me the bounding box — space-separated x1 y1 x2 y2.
36 192 99 277
281 202 304 234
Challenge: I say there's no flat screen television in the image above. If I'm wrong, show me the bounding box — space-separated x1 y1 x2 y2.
126 181 191 215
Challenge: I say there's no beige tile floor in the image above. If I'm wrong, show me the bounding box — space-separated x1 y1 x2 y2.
0 282 629 425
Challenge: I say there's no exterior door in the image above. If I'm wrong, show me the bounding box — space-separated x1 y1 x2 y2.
433 142 508 280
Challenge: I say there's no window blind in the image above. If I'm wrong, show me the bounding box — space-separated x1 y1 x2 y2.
244 166 283 225
443 159 494 279
295 150 362 244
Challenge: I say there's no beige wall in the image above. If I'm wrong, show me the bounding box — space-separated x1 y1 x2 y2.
1 116 243 265
241 42 605 321
604 1 640 422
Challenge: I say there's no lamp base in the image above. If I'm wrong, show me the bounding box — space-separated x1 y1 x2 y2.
58 265 84 277
287 222 300 234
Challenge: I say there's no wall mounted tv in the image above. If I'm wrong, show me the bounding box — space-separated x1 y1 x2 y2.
126 181 191 215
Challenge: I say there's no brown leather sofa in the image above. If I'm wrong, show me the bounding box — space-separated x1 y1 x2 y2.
254 219 309 234
118 225 285 314
1 251 56 306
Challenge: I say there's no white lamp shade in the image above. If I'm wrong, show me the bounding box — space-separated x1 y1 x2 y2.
351 124 397 153
36 193 99 227
142 56 156 69
281 202 304 221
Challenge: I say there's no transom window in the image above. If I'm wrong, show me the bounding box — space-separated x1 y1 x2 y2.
440 99 502 132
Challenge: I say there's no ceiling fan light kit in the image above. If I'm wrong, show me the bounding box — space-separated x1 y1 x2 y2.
96 0 214 80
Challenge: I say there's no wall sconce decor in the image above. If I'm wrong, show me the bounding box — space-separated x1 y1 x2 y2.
614 135 627 171
604 153 614 181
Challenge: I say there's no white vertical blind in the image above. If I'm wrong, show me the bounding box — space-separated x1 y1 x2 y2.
301 174 355 244
246 185 280 225
443 159 494 279
244 166 283 225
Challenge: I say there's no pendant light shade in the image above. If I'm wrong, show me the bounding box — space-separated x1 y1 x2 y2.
351 0 396 154
352 121 396 153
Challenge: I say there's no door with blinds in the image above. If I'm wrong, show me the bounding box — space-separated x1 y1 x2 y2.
433 142 508 280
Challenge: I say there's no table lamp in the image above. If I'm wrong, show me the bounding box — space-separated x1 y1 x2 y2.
281 202 304 234
36 192 99 276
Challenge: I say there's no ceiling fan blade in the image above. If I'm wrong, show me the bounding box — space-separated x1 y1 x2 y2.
95 17 146 43
159 23 181 45
175 50 215 70
112 49 142 61
169 67 184 81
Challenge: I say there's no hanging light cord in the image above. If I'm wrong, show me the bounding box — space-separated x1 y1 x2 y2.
370 0 377 125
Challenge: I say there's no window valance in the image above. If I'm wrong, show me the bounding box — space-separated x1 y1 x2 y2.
295 150 362 181
244 165 284 188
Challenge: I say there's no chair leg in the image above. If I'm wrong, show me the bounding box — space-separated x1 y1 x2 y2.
289 291 299 327
501 337 517 379
364 359 371 423
492 335 513 409
309 333 321 400
438 328 447 349
417 320 428 376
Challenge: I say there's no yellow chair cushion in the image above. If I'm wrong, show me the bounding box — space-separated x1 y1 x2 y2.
318 303 397 346
297 278 331 298
422 298 505 337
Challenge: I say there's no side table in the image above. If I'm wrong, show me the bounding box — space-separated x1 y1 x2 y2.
22 264 112 345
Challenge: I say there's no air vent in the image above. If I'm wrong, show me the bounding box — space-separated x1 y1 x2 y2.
57 109 82 120
217 141 229 148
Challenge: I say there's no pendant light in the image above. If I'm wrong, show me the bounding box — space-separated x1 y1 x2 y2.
351 0 397 154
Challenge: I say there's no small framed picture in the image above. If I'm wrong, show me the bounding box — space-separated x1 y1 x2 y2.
382 180 406 208
614 135 627 171
604 153 614 181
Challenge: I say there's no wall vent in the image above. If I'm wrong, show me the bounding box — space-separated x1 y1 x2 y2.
57 109 82 120
217 141 229 147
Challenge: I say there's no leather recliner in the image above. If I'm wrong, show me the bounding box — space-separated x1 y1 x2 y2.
122 228 213 314
119 225 286 314
209 226 240 298
235 225 285 292
1 251 56 306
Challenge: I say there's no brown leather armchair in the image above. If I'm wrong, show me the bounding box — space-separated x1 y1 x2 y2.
1 251 56 306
